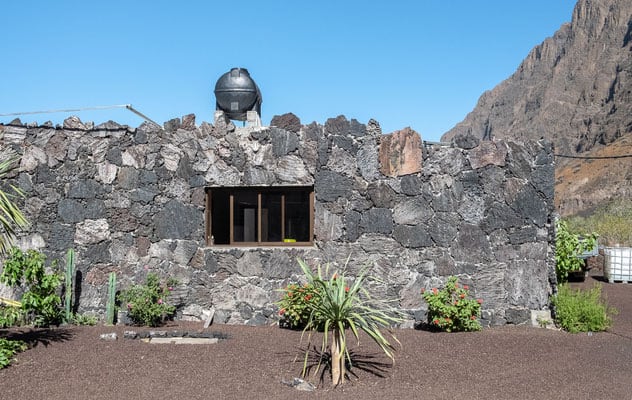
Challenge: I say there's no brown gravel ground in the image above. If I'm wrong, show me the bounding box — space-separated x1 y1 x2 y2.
1 271 631 400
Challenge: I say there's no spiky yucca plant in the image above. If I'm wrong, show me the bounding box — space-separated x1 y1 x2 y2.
0 141 29 256
297 258 403 386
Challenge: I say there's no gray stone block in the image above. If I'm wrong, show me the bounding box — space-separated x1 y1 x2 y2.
359 208 393 235
315 170 352 202
153 200 202 240
367 181 396 208
505 308 531 325
57 199 84 223
271 127 299 156
393 225 432 248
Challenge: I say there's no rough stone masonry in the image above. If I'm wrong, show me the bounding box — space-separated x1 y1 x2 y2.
0 113 555 327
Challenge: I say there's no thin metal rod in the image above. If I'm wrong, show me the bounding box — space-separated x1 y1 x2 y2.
0 103 162 129
125 105 161 128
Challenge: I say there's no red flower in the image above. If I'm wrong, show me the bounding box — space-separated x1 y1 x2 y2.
421 288 426 294
157 299 163 305
432 288 438 295
279 308 286 315
463 285 469 290
433 319 440 325
305 295 312 301
288 292 293 297
459 293 466 299
332 273 338 280
453 301 459 306
470 315 477 320
477 299 483 304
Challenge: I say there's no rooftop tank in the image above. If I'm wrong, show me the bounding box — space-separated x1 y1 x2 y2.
214 67 262 121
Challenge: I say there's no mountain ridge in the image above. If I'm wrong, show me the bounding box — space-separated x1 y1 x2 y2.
441 0 632 216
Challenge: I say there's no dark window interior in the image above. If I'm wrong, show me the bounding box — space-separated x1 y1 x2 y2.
207 186 313 246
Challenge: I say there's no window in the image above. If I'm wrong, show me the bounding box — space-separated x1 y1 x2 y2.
206 186 314 246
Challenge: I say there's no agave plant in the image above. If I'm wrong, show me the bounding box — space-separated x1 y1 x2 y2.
297 258 403 386
0 140 29 255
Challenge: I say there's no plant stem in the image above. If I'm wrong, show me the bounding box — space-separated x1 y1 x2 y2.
331 327 345 386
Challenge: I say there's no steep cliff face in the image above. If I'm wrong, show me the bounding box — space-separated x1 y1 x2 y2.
442 0 632 216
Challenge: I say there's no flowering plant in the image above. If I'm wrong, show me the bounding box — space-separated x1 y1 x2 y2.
422 276 482 332
118 272 177 327
276 282 320 329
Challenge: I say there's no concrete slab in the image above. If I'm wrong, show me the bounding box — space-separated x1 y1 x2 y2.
143 337 219 345
531 309 555 329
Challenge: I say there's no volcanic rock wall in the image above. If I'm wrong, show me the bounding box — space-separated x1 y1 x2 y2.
0 114 555 326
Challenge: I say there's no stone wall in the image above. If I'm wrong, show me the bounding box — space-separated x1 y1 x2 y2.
0 113 555 327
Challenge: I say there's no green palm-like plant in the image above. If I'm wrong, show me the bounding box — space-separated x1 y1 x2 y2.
297 258 403 386
0 141 29 255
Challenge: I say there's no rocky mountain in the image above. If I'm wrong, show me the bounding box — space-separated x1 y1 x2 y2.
556 134 632 215
441 0 632 216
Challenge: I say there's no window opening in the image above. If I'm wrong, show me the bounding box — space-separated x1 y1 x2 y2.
207 186 313 246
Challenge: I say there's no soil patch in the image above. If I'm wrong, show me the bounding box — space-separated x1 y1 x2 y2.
1 272 631 400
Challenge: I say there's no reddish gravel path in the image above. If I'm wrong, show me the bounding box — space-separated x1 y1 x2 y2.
1 272 631 400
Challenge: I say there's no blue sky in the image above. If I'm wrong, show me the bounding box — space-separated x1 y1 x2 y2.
1 1 576 142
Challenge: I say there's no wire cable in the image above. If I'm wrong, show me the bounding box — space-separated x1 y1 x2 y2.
0 104 161 128
554 153 632 159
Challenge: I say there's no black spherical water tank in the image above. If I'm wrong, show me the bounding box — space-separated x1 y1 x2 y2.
214 67 262 121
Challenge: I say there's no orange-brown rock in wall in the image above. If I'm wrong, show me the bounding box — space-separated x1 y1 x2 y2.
379 127 423 177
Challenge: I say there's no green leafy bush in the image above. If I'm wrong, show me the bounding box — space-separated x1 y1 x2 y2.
118 272 177 327
0 305 23 328
551 283 617 333
555 219 598 283
276 282 320 329
0 338 27 369
422 276 482 332
0 247 62 327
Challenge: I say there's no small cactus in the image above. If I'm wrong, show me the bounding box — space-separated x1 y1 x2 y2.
106 272 117 325
64 249 75 322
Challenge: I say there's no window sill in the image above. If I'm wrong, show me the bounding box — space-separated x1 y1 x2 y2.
205 243 315 250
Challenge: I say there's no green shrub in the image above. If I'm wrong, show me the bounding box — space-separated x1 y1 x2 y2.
276 282 320 329
566 199 632 246
118 272 177 327
0 305 23 328
0 247 62 327
555 219 598 283
0 338 27 369
69 313 98 326
422 276 482 332
551 283 617 333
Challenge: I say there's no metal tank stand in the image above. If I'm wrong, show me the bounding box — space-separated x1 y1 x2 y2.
246 111 261 128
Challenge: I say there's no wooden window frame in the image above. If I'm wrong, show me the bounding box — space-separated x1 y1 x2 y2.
206 186 314 247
